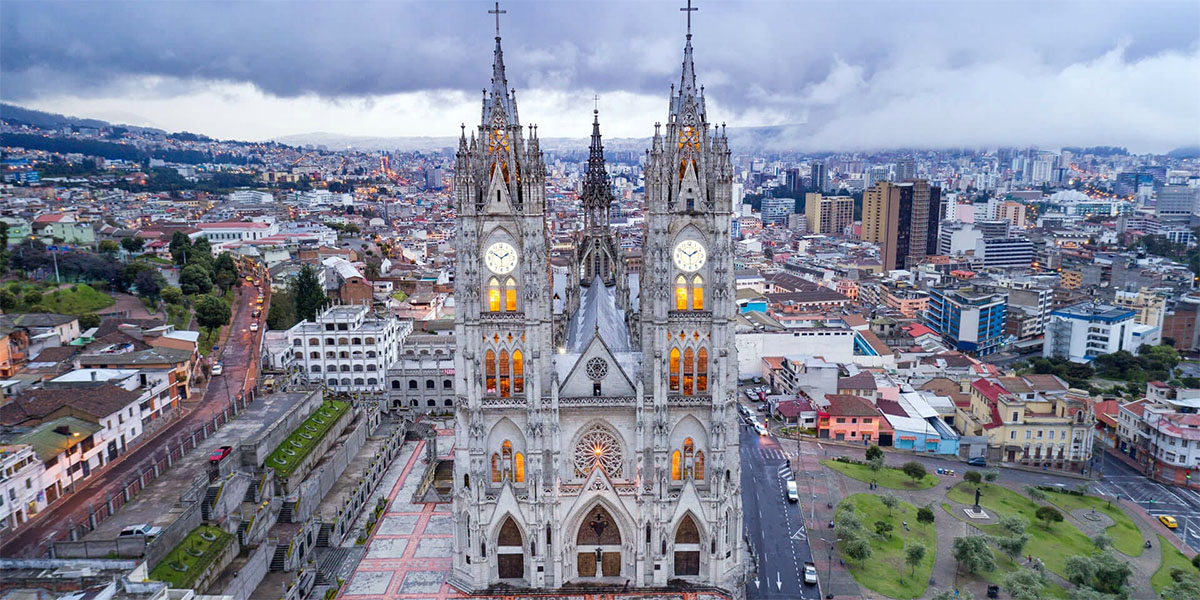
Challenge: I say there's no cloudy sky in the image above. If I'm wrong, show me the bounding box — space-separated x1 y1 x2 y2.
2 0 1198 152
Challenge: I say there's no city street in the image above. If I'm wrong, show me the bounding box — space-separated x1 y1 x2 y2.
1092 450 1200 552
0 280 265 558
740 419 820 600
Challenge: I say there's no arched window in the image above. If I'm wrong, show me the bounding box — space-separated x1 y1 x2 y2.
311 365 321 373
352 338 362 345
308 338 319 345
365 337 375 345
683 348 695 395
392 380 401 389
354 378 364 385
671 450 682 480
339 351 348 359
504 277 517 312
338 338 349 345
488 277 502 312
341 378 351 385
327 378 337 386
340 365 350 372
514 452 525 483
309 351 319 359
692 275 704 310
513 350 524 393
443 379 453 389
697 348 708 392
695 450 705 480
498 350 511 398
427 399 436 407
325 351 335 359
294 351 303 359
502 440 513 481
683 438 695 479
426 379 435 389
491 454 501 482
675 276 688 310
485 350 497 394
367 364 377 371
669 348 680 391
292 339 302 347
367 378 377 385
353 364 364 372
325 338 335 345
409 380 418 389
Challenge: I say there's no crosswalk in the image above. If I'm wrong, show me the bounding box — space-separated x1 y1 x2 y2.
761 448 788 462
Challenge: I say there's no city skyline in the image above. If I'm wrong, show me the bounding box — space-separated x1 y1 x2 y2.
2 0 1198 152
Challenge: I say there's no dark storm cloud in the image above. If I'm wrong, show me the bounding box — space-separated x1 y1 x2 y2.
2 0 1198 149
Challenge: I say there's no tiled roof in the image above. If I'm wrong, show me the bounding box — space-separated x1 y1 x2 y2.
824 394 879 417
0 384 140 426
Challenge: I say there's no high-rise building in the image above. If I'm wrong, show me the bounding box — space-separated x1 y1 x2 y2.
975 237 1034 269
862 181 929 270
896 156 916 181
804 192 853 236
924 287 1008 356
760 196 794 226
450 9 741 592
910 179 941 256
785 167 804 197
810 160 827 194
1156 185 1199 220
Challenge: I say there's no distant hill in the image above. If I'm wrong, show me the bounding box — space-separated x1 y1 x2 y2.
0 102 165 135
1167 146 1200 159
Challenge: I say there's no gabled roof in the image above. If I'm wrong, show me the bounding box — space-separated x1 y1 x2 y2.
824 394 879 417
972 378 1007 403
0 384 140 426
838 372 877 391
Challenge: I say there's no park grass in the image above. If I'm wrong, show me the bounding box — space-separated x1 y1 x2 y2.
148 525 234 589
821 458 939 489
938 502 1071 599
947 482 1094 579
1044 490 1144 557
1152 534 1196 594
265 400 351 478
10 282 115 315
836 493 936 600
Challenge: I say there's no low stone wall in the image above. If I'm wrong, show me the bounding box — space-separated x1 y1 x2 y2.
48 537 149 559
206 471 253 523
190 532 240 595
240 390 325 469
238 497 281 548
323 422 406 546
289 411 367 516
141 484 206 571
219 540 273 600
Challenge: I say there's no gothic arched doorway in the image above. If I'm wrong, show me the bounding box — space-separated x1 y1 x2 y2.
673 514 701 576
497 517 524 580
576 504 622 578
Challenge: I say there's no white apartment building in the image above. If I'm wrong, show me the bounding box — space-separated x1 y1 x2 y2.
287 305 409 393
195 220 280 243
1044 302 1138 363
0 444 45 532
386 332 456 412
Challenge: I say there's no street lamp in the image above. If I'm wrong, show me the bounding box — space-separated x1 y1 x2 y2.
820 536 842 600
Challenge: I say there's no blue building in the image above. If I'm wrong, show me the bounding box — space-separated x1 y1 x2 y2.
924 286 1007 356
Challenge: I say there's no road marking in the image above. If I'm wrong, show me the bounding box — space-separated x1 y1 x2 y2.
776 572 782 590
791 529 807 541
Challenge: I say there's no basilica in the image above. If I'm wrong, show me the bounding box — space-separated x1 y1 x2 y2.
449 3 743 595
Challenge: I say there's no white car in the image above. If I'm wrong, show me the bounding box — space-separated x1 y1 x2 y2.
211 362 224 376
786 480 799 502
249 322 259 332
754 422 769 436
119 524 162 539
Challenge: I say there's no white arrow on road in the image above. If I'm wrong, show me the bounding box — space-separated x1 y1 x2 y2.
776 572 782 590
754 576 761 589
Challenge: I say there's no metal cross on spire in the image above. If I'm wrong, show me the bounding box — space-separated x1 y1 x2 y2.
593 93 599 113
489 1 506 38
680 0 697 37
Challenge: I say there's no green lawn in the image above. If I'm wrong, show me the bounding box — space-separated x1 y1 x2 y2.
1152 534 1197 594
836 493 937 599
7 282 115 315
148 525 234 589
938 502 1070 598
1044 490 1144 557
822 459 939 489
391 290 408 302
266 400 351 477
947 482 1094 578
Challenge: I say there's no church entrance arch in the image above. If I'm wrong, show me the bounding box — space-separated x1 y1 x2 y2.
673 514 701 576
575 504 622 578
496 517 524 580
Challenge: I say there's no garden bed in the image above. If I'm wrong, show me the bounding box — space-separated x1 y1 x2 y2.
148 525 235 589
265 400 351 477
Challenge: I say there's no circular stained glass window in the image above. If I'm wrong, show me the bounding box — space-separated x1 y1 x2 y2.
585 357 609 381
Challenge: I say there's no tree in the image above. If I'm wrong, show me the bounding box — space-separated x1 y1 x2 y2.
984 469 999 483
952 536 996 575
916 506 935 529
844 536 873 562
79 313 100 329
994 533 1030 561
291 264 326 322
120 236 145 253
133 269 163 301
212 252 239 292
874 520 893 538
1162 572 1200 600
867 454 885 476
1035 505 1063 529
1091 533 1112 550
1193 553 1200 570
905 542 926 576
162 286 184 305
902 461 926 484
997 515 1027 537
1025 485 1048 501
98 240 120 254
0 289 15 310
879 493 899 516
267 289 298 331
23 290 42 306
1089 551 1133 595
1003 567 1046 600
1067 588 1118 600
964 470 982 484
195 294 231 333
865 445 883 461
180 264 213 295
169 231 191 265
1065 554 1098 587
834 511 862 539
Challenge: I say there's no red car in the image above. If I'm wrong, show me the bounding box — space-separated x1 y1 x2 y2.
209 446 233 464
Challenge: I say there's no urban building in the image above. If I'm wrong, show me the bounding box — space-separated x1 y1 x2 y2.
1044 302 1138 363
803 193 853 236
924 287 1007 356
287 305 408 394
760 196 794 226
957 376 1095 471
975 237 1034 269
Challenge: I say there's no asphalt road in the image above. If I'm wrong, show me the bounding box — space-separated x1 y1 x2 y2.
741 419 820 600
0 280 265 558
1091 450 1200 552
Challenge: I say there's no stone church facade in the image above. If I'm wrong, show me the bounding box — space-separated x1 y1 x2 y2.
450 8 742 596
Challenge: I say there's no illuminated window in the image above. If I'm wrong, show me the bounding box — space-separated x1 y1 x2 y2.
504 277 517 312
669 348 680 391
487 277 502 312
499 350 510 398
684 438 694 479
671 450 682 480
513 350 524 393
491 453 501 482
697 348 708 392
514 452 525 483
502 440 513 481
485 350 497 395
683 348 695 395
695 450 705 480
692 275 704 310
676 276 688 310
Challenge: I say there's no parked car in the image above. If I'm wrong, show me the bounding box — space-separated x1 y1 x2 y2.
968 456 987 467
786 480 799 503
209 446 233 463
252 309 261 318
803 562 818 585
119 524 163 539
211 362 223 376
250 322 259 332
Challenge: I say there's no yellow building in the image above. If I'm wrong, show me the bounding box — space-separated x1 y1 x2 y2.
804 193 854 236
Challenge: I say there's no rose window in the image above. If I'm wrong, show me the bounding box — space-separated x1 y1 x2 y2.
573 427 623 478
585 357 609 381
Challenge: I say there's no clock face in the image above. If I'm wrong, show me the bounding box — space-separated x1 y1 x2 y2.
673 239 707 272
484 241 518 275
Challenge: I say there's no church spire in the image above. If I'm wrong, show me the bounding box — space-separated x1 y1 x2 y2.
581 103 611 217
671 0 705 121
483 2 517 126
